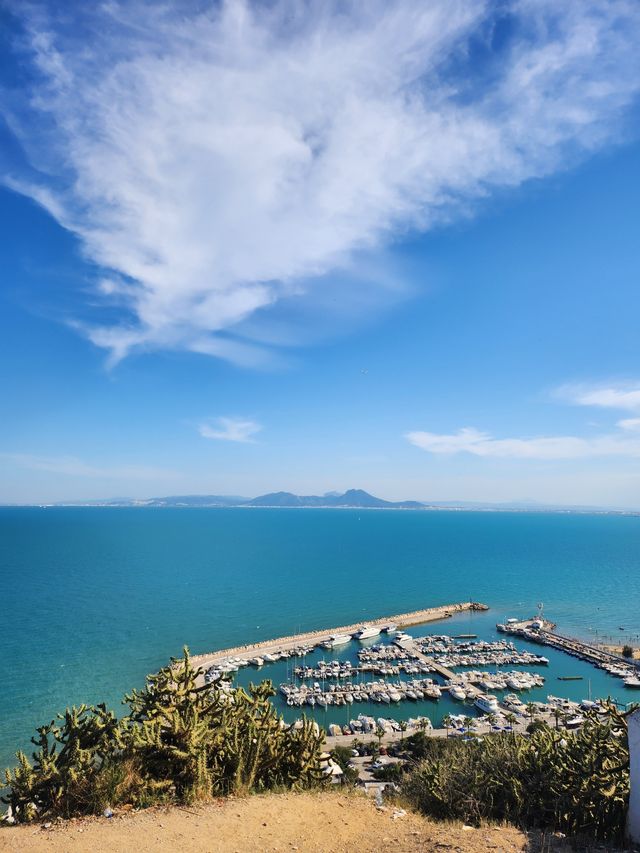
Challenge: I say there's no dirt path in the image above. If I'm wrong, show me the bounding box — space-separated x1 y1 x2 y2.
0 791 528 852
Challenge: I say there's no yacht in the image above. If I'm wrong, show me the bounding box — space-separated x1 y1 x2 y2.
323 634 351 649
382 623 397 633
624 676 640 689
353 625 381 640
474 694 500 714
250 657 264 666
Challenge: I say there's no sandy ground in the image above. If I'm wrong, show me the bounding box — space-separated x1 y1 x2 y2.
0 791 533 853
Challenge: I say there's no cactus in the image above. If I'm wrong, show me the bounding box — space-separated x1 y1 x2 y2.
402 703 630 843
3 648 324 821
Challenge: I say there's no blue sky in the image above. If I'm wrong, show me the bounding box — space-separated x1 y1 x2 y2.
1 0 640 506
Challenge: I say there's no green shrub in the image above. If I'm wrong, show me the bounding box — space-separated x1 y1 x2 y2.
330 746 359 785
3 648 324 822
401 705 629 843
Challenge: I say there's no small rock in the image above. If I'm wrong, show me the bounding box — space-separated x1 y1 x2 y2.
42 822 52 830
462 824 475 831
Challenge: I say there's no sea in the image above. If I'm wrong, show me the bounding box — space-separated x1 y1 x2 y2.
1 506 640 774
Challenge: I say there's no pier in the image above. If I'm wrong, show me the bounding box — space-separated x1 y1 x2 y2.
190 601 488 679
395 635 457 681
500 617 640 673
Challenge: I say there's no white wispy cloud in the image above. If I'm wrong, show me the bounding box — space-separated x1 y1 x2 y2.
4 1 640 364
618 418 640 431
555 382 640 412
405 427 640 460
407 380 640 459
0 453 174 480
198 417 262 443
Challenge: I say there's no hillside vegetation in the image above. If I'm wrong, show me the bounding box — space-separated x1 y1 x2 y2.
1 650 632 847
2 650 322 822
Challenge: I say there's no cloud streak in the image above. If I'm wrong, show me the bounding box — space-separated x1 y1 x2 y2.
4 1 640 363
0 453 174 480
555 382 640 412
405 427 640 460
198 417 262 443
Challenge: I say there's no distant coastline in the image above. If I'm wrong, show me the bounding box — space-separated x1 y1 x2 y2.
2 485 639 517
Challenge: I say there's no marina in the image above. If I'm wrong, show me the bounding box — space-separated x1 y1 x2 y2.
498 616 640 684
191 600 488 677
197 601 640 742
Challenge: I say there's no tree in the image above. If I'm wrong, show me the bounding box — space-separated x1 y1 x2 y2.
504 712 517 734
330 746 359 785
399 720 408 741
442 715 453 737
622 644 634 658
375 726 385 748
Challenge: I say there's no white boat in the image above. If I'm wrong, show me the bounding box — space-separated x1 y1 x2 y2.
449 685 466 701
323 634 352 649
624 676 640 688
474 694 500 714
382 623 397 633
250 657 264 666
353 625 381 640
262 653 278 663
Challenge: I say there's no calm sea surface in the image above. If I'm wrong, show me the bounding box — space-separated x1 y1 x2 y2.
1 507 640 772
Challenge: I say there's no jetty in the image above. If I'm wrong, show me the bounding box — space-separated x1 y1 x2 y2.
499 617 640 674
191 601 488 678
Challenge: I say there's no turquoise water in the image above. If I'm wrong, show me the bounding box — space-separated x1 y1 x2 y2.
1 507 640 772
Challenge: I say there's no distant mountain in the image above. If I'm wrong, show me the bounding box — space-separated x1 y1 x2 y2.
247 488 424 509
41 491 639 513
55 489 426 509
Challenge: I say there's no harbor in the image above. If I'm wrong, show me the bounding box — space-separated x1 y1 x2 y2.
200 602 640 744
497 615 640 687
191 600 488 677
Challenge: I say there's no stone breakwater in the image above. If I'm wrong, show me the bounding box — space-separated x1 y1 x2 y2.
189 601 488 671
